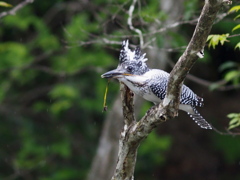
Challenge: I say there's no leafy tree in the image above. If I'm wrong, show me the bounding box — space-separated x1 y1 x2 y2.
0 0 239 180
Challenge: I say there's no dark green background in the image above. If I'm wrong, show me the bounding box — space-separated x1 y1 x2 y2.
0 0 240 179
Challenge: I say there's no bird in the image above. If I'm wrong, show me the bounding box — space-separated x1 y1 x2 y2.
101 40 212 129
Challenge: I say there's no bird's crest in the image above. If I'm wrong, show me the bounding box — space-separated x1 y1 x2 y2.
119 39 148 64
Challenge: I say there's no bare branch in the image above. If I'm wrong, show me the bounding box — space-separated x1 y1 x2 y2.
187 74 240 91
0 0 34 19
120 83 136 126
167 56 240 91
148 19 198 36
127 0 144 47
162 0 227 117
111 84 136 180
228 33 240 38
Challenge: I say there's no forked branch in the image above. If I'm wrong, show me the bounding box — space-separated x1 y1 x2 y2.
112 0 231 179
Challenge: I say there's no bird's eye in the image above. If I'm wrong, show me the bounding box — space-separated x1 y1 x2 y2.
126 66 133 72
137 61 142 66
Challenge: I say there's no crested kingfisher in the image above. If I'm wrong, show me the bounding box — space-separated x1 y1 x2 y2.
101 40 212 129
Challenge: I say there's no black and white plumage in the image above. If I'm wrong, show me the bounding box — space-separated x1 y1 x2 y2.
101 40 212 129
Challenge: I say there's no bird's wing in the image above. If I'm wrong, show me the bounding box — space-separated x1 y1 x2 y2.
149 78 168 100
148 70 204 107
181 85 204 107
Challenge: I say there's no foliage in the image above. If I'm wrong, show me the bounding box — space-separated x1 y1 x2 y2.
228 5 240 13
227 113 240 130
0 1 12 7
207 4 240 50
206 4 240 96
229 5 240 33
0 0 239 179
219 61 240 85
235 42 240 50
0 0 114 179
207 34 229 49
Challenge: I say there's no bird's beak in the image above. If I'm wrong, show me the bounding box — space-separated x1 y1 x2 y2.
101 69 133 79
101 69 124 79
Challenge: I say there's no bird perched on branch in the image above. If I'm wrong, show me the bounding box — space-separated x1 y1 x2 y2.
101 40 212 129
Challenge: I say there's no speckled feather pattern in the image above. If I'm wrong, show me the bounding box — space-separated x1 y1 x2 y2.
144 70 211 129
142 69 203 106
104 40 212 129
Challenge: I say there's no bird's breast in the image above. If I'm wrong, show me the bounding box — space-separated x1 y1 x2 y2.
119 77 149 96
142 92 162 103
119 78 161 103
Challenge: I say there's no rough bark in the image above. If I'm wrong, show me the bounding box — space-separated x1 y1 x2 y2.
163 0 229 117
112 0 230 179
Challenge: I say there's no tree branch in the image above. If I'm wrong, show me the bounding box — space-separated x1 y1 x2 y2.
0 0 34 19
127 0 144 47
111 84 136 180
187 74 240 91
162 0 228 117
112 0 231 179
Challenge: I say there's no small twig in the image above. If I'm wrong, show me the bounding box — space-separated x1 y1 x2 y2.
168 54 240 92
0 0 34 19
147 45 187 52
111 0 131 21
187 74 240 91
228 33 240 38
127 0 144 47
148 19 198 36
212 126 240 136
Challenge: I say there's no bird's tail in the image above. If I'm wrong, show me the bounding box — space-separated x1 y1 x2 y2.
188 108 212 129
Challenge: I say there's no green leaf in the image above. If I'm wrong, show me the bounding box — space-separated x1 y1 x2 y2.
0 1 12 7
207 34 214 41
228 118 240 130
228 5 240 13
229 118 239 125
224 70 240 82
219 61 238 72
207 34 229 49
232 24 240 32
219 34 229 45
227 113 239 119
235 42 240 50
234 14 240 20
227 113 240 130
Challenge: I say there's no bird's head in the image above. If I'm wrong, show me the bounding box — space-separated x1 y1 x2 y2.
101 40 149 79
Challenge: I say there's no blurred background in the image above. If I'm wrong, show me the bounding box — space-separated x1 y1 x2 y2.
0 0 240 179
